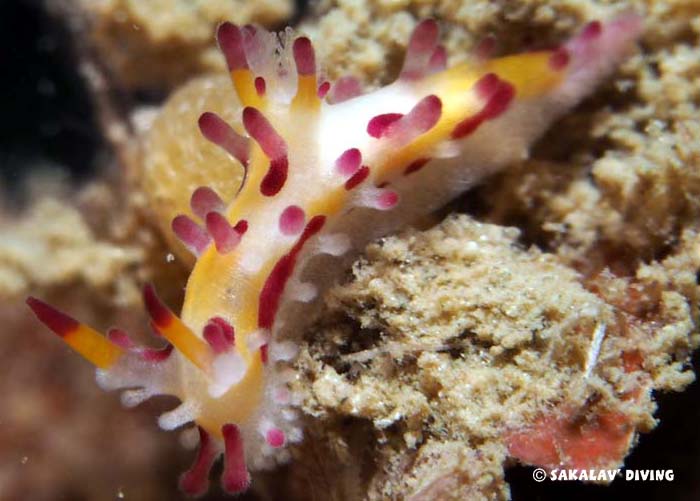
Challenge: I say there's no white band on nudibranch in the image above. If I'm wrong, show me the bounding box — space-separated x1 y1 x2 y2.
209 352 248 398
288 280 318 303
246 329 271 352
268 340 298 362
121 387 156 408
158 400 200 431
316 233 352 256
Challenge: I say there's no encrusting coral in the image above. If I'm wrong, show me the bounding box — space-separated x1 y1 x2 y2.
292 215 697 499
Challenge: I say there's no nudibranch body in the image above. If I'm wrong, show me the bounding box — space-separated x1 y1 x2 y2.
27 15 642 496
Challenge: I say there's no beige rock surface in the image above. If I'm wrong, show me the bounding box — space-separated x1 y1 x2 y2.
78 0 294 90
292 215 697 499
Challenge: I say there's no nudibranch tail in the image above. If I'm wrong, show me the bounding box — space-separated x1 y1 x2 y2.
27 13 642 497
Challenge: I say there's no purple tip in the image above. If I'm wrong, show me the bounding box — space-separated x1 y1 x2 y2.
26 296 79 337
293 37 316 76
217 23 248 70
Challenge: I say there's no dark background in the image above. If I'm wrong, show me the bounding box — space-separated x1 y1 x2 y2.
0 0 102 198
0 0 698 500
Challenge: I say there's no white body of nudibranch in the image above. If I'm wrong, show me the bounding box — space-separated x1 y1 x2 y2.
28 14 643 496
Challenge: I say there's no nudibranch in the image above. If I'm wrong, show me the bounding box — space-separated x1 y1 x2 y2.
27 14 642 496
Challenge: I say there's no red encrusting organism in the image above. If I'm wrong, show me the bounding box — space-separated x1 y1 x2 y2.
27 14 643 496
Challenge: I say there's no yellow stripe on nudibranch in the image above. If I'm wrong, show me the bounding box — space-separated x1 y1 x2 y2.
218 23 265 109
230 69 265 109
26 14 643 498
291 37 320 111
484 51 566 98
371 51 569 182
143 284 214 372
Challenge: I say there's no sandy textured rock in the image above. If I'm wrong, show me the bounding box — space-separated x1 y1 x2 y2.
0 181 142 304
77 0 294 91
292 215 697 499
